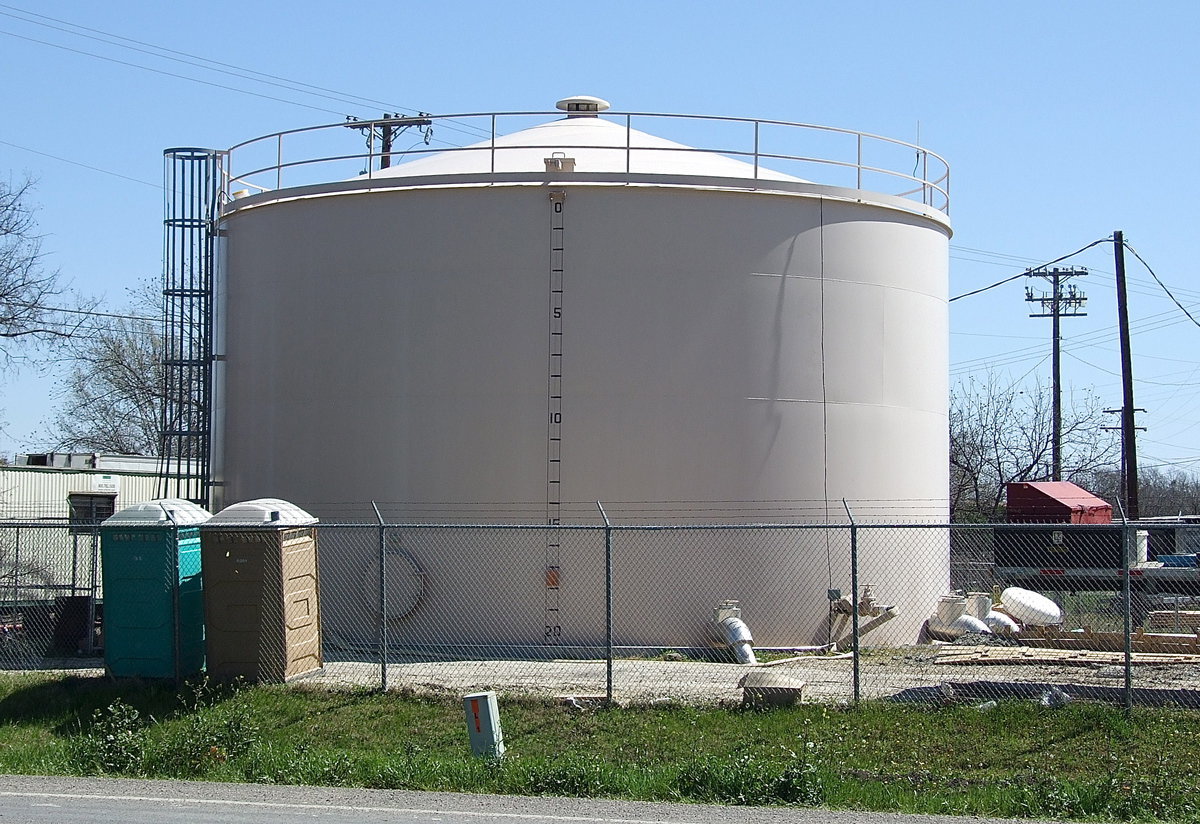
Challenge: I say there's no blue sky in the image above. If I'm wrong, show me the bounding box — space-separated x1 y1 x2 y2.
1 1 1198 477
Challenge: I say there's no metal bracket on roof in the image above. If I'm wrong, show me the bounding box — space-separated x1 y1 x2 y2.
544 153 576 173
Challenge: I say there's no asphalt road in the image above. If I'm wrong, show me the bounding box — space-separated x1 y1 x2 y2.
0 775 1064 824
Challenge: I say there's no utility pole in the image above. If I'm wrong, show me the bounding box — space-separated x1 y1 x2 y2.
1112 230 1141 520
1103 407 1145 516
345 112 434 171
1026 267 1088 480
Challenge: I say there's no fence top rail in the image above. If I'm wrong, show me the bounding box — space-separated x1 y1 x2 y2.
2 520 1183 531
313 521 949 530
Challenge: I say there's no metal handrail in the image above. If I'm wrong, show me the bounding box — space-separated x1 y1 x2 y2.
219 109 951 214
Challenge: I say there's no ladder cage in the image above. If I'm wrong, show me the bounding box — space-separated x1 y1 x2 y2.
160 148 221 506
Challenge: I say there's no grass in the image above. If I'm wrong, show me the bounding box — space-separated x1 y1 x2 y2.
0 672 1198 821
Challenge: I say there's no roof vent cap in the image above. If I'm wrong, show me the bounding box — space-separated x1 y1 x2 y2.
556 95 610 117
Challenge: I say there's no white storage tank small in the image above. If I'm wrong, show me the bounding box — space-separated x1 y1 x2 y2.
211 97 952 649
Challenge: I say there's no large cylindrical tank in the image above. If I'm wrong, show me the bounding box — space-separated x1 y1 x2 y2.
212 98 952 648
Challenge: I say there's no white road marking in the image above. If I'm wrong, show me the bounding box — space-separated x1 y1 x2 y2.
0 791 702 824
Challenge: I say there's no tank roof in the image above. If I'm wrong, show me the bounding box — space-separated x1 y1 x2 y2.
363 115 806 182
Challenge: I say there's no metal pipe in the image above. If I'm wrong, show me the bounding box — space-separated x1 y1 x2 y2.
834 605 898 652
718 615 756 665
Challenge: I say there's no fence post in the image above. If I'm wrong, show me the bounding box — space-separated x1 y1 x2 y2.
597 502 613 706
166 510 182 688
842 499 860 705
86 527 99 657
12 525 19 610
372 502 388 693
1121 517 1133 715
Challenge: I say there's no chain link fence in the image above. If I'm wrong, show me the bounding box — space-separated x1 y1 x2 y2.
0 522 102 669
2 518 1198 707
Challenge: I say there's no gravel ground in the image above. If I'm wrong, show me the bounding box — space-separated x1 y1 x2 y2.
305 647 1200 706
13 647 1200 706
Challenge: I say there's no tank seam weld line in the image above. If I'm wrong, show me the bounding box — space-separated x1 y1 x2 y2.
744 398 945 412
749 272 946 301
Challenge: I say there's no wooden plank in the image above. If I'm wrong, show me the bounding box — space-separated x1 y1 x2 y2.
929 645 1197 666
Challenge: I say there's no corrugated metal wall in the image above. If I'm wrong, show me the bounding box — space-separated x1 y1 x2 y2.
0 467 162 520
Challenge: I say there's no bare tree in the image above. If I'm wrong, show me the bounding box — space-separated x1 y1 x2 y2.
0 177 69 357
950 370 1119 521
47 282 164 455
1085 465 1200 518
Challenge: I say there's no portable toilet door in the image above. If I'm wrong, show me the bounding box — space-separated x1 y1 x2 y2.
99 498 211 679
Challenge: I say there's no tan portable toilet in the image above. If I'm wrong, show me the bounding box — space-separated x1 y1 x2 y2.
200 498 321 682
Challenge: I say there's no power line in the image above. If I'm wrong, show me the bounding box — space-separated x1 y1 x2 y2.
0 4 493 142
0 6 404 115
948 271 1026 302
0 139 161 188
1061 350 1200 387
11 301 156 323
0 28 347 116
950 244 1044 264
949 237 1110 302
950 304 1195 375
1122 239 1200 330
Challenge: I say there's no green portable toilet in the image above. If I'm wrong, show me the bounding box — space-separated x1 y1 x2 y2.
100 498 211 679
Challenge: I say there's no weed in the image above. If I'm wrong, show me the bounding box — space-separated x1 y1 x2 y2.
675 748 824 806
151 700 261 777
502 753 621 798
68 699 147 774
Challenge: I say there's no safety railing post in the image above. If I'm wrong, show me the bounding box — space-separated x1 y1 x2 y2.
922 151 929 205
753 120 760 180
372 502 388 692
625 115 631 175
598 502 613 705
856 134 863 190
367 126 375 180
